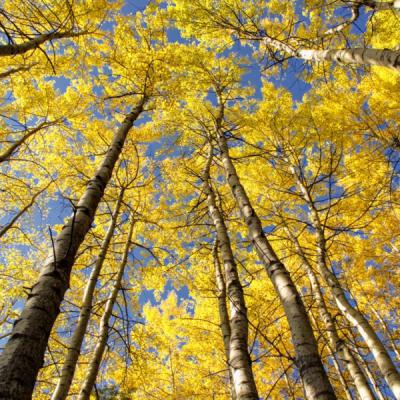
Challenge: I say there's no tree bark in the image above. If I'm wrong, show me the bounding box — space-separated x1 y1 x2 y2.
293 175 400 399
0 98 145 400
214 96 336 400
297 48 400 70
203 145 258 400
0 31 88 57
213 243 237 400
51 187 125 400
284 225 375 400
78 217 135 400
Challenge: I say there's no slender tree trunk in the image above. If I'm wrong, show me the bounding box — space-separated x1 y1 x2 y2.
78 217 135 400
0 30 88 57
284 225 376 400
51 187 125 400
330 352 354 400
370 307 400 361
214 96 336 400
203 145 258 400
213 243 237 400
0 98 145 400
293 176 400 399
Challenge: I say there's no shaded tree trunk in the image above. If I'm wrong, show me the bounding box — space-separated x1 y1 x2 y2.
51 187 125 400
78 217 135 400
0 98 145 400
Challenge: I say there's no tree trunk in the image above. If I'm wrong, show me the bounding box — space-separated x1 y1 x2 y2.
294 176 400 399
0 31 88 57
203 145 258 400
213 243 237 400
284 225 376 400
215 97 336 400
78 217 135 400
296 48 400 70
0 98 145 400
51 187 125 400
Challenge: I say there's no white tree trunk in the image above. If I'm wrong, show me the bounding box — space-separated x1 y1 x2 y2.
78 217 135 400
215 99 336 400
213 243 237 400
51 188 125 400
203 146 258 400
297 48 400 70
0 99 145 400
285 225 376 400
295 177 400 399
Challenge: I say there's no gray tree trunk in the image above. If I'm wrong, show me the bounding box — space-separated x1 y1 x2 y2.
78 217 135 400
51 187 125 400
0 99 145 400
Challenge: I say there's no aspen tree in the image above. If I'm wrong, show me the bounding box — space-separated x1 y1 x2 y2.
281 221 376 400
202 144 259 399
206 82 336 398
286 159 400 398
51 186 125 400
213 243 237 400
78 216 136 400
0 96 146 400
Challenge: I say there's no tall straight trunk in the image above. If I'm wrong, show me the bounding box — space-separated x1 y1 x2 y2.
293 176 400 399
258 35 400 70
213 243 237 400
0 98 145 400
203 145 258 400
284 225 376 400
78 217 135 400
214 96 336 400
52 187 125 400
296 48 400 70
352 342 387 400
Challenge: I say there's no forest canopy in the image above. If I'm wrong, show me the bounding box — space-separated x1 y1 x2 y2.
0 0 399 399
